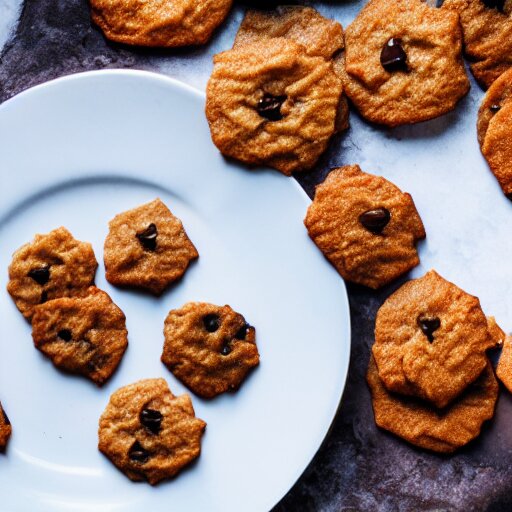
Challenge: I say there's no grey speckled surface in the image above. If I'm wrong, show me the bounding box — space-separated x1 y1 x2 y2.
2 1 512 511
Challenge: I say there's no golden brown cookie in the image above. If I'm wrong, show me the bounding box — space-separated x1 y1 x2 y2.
373 270 497 408
304 165 425 289
98 378 206 484
162 302 260 399
7 227 98 321
443 0 512 89
104 199 198 295
31 287 128 385
205 37 343 176
339 0 470 126
497 335 512 393
367 355 498 453
0 402 11 451
90 0 233 47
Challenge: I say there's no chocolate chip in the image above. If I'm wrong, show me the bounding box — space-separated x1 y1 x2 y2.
490 104 501 113
129 441 150 463
2 409 10 426
257 93 287 121
136 223 158 251
57 329 72 342
483 0 505 11
203 314 220 333
28 265 50 285
220 342 232 356
140 408 163 435
235 323 250 340
359 207 391 234
40 291 48 304
380 38 408 72
417 315 441 343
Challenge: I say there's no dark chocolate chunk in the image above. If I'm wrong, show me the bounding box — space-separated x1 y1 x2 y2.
380 38 408 72
203 314 220 333
40 291 48 304
129 441 150 463
140 408 163 435
220 342 232 356
257 93 287 121
28 265 50 285
490 104 501 113
417 315 441 343
136 223 158 251
483 0 505 12
57 329 72 342
235 323 249 340
359 207 391 234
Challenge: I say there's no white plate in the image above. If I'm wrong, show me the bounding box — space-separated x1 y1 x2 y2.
0 70 350 512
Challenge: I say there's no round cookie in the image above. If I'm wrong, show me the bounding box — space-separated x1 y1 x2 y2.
304 165 425 289
205 37 343 176
31 287 128 385
373 270 498 408
104 198 198 295
0 402 11 451
162 302 260 398
7 227 98 321
367 356 498 453
443 0 512 89
98 378 206 484
339 0 470 126
90 0 233 47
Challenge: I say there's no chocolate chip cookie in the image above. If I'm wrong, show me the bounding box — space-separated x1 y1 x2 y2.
367 355 498 453
90 0 233 47
443 0 512 89
0 402 11 451
339 0 470 126
31 287 128 385
206 37 343 175
98 378 206 484
373 270 498 408
104 199 198 295
162 302 260 398
304 165 425 289
7 227 98 321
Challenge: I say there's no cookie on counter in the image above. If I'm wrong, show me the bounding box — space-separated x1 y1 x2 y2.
304 165 425 289
206 37 343 175
98 378 206 484
7 227 98 321
90 0 233 47
443 0 512 89
104 198 198 295
373 270 498 408
0 402 11 451
31 287 128 385
367 355 498 453
162 302 260 398
339 0 470 126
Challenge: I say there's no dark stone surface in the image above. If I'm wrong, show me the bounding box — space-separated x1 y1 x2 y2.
2 2 512 511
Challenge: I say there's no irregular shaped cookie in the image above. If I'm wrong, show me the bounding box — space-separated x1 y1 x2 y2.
443 0 512 89
206 38 343 175
373 270 497 408
104 199 198 295
497 335 512 393
98 378 206 484
0 402 11 451
162 302 260 398
304 165 425 289
367 356 498 453
90 0 233 47
7 227 98 321
339 0 470 126
31 287 128 385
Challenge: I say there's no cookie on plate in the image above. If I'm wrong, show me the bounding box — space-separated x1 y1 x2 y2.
373 270 498 408
442 0 512 89
367 355 498 453
7 227 98 321
104 199 198 295
90 0 233 47
0 402 11 451
31 287 128 385
206 37 343 176
304 165 425 289
162 302 260 398
98 378 206 484
339 0 470 126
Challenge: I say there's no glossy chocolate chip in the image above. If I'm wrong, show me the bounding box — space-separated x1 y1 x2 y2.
2 408 10 426
490 104 501 113
220 342 232 356
129 441 150 463
483 0 505 11
359 207 391 234
380 38 408 72
203 314 220 333
28 265 50 285
417 315 441 343
235 323 249 340
136 223 158 251
57 329 72 342
140 408 163 435
257 93 287 121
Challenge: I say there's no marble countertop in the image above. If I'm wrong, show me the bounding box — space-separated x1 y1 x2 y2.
2 1 512 510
